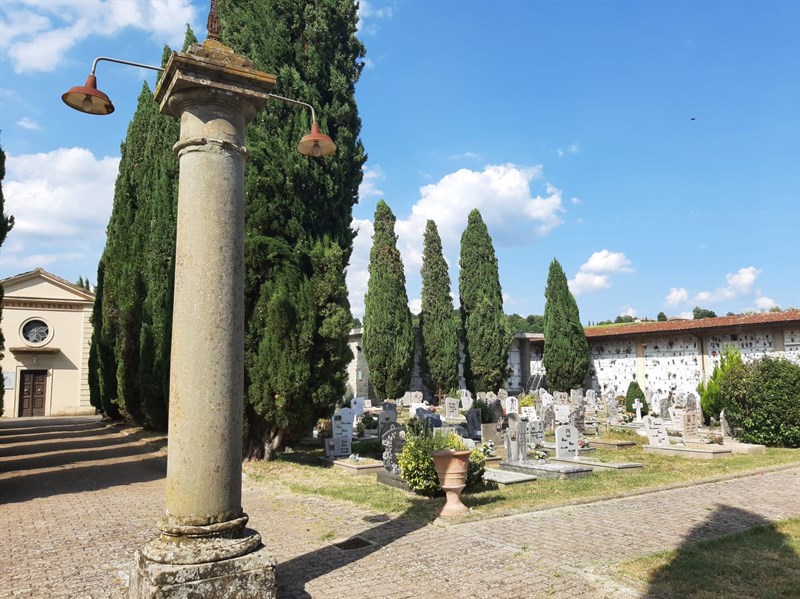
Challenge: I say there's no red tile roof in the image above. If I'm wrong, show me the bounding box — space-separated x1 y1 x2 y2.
585 310 800 339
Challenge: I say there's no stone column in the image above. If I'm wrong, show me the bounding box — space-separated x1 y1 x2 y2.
130 39 277 598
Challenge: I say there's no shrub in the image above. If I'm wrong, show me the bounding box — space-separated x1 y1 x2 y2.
361 413 377 429
624 381 648 416
398 430 486 495
518 394 535 408
351 439 382 458
698 345 742 424
472 399 495 423
719 356 800 447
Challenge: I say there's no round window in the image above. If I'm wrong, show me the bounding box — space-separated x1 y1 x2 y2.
21 319 51 346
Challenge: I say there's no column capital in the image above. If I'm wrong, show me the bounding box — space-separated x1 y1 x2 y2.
155 39 276 119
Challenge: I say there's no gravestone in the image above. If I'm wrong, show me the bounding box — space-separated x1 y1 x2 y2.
720 408 732 438
660 394 671 419
378 405 398 440
527 419 544 447
399 392 412 407
476 392 487 401
685 393 698 411
585 389 597 406
570 389 583 405
460 390 474 411
490 399 505 424
410 391 423 403
683 410 699 440
554 404 571 426
555 424 579 459
325 407 354 457
410 402 427 418
569 404 585 433
504 413 528 463
466 409 482 439
521 406 538 420
541 404 555 432
607 398 622 425
539 389 555 407
668 407 684 432
506 395 519 415
498 388 508 401
642 415 669 447
554 391 569 405
381 424 406 474
444 397 459 420
481 422 504 448
364 399 372 409
351 397 365 417
633 398 643 422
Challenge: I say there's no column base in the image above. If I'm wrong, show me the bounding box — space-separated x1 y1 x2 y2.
129 544 277 599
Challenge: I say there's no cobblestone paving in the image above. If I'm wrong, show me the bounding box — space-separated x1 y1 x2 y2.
1 417 799 598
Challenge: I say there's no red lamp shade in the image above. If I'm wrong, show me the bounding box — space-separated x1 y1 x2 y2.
297 122 336 157
62 74 115 115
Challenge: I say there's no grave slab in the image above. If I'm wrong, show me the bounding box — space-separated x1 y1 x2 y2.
588 439 637 450
643 445 733 459
483 469 537 486
499 460 593 480
549 457 643 471
316 457 386 475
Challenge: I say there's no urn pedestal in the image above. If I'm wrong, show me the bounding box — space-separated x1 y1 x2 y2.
431 449 471 517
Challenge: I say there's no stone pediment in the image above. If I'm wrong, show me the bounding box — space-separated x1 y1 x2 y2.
2 268 94 305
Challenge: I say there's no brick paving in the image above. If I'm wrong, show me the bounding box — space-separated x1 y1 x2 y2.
1 416 799 598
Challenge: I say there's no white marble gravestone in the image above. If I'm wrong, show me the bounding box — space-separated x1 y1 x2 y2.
444 397 459 420
633 398 643 422
506 396 519 414
642 415 669 446
521 406 538 420
555 424 579 459
351 397 365 417
554 404 571 425
326 407 354 457
683 409 699 440
460 390 474 411
527 419 544 447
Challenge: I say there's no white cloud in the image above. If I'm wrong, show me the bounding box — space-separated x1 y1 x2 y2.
569 272 611 295
579 249 633 274
1 1 196 73
2 147 118 272
359 165 384 201
408 298 421 315
448 151 481 161
665 287 689 307
570 197 581 205
17 117 41 130
556 143 580 158
568 249 633 295
347 163 567 316
755 296 777 310
620 306 637 317
357 0 393 34
694 266 761 302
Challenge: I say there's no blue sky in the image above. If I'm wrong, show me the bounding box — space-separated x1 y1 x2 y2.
1 1 798 324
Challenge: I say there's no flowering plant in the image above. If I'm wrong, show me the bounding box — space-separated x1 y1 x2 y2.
531 441 548 461
707 434 723 445
479 440 496 457
577 437 589 448
314 418 332 439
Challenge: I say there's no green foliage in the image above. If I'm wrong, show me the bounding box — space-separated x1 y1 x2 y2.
657 311 667 322
351 438 381 457
361 413 377 429
472 398 495 423
614 315 637 324
693 306 718 319
0 144 11 417
459 209 511 392
698 345 742 424
362 201 414 399
624 380 649 416
719 356 800 447
543 258 590 392
518 394 535 408
88 260 121 419
397 430 485 495
507 314 545 334
419 220 459 398
219 0 365 459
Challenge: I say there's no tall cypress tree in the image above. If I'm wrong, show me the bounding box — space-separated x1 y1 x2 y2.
543 258 589 391
458 209 510 392
0 145 14 417
419 219 459 399
362 201 414 400
220 0 365 459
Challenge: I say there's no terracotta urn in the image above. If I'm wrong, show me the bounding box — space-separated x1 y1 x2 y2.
431 449 472 517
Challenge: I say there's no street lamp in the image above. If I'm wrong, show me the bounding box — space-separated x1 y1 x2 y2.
63 62 336 157
63 2 336 596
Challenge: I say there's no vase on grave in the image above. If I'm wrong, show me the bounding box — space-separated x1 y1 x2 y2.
431 449 472 517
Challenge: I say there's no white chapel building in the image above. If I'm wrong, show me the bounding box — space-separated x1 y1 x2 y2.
1 268 95 418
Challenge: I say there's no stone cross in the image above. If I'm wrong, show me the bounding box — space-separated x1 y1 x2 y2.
633 398 643 422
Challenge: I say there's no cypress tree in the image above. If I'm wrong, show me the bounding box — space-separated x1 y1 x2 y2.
0 145 14 417
419 220 459 399
543 258 590 392
362 201 414 400
458 209 510 392
88 259 121 419
220 0 365 458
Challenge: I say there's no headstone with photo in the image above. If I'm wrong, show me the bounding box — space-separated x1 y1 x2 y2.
325 407 354 457
506 395 519 415
445 397 460 420
569 404 586 433
490 399 505 424
555 424 579 459
351 397 365 417
542 404 555 432
410 391 424 403
641 415 669 447
378 405 398 440
554 391 569 405
503 412 527 463
381 424 406 474
521 406 538 420
527 418 544 447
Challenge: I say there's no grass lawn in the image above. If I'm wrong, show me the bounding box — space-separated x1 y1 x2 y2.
615 518 800 599
243 441 800 523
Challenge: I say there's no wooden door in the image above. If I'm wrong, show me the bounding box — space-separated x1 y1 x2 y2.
18 370 47 417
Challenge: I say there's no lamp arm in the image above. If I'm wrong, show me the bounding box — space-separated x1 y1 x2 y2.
267 93 317 123
91 57 164 76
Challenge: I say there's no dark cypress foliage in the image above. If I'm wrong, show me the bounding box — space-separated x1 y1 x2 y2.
458 209 510 392
543 258 590 392
362 201 414 400
88 259 121 419
219 0 365 459
0 145 14 417
419 220 459 399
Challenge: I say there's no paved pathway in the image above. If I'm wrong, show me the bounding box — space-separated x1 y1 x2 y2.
1 417 799 598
